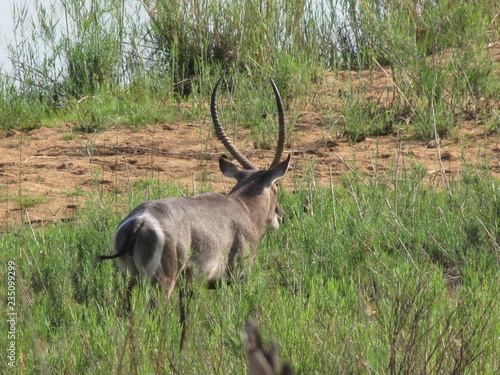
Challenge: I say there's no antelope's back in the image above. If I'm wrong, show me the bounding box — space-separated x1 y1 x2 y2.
118 194 258 279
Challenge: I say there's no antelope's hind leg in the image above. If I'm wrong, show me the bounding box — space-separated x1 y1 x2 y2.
152 241 181 303
117 254 139 314
153 246 190 350
177 269 193 350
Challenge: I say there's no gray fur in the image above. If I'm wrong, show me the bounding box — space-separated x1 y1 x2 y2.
98 77 290 349
101 157 289 300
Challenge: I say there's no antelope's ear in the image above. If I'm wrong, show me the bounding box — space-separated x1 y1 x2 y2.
264 154 291 186
219 155 243 179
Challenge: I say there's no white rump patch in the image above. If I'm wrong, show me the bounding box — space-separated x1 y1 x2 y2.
115 212 165 278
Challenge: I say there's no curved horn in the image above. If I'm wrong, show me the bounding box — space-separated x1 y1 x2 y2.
269 78 286 167
211 76 257 170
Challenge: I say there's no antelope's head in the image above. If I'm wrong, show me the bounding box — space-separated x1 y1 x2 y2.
211 77 291 230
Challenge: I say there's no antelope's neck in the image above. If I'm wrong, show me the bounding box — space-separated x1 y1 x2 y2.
233 195 269 234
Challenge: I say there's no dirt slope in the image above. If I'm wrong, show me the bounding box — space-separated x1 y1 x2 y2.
1 67 499 230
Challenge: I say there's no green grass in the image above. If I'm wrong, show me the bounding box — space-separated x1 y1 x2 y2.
17 195 48 210
1 168 498 373
1 0 498 144
0 190 49 210
0 2 499 371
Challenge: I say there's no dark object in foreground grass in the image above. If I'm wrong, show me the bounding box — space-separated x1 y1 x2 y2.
98 76 291 350
245 320 295 375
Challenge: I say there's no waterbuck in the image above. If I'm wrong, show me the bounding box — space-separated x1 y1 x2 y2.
99 77 291 348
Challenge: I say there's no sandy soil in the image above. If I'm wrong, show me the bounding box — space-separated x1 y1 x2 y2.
1 60 499 230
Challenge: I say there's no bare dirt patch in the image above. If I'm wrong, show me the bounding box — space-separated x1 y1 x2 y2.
1 70 499 230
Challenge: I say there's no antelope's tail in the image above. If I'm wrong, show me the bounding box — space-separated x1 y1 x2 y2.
97 229 137 262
